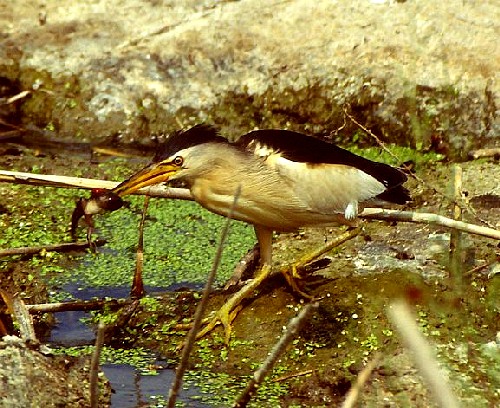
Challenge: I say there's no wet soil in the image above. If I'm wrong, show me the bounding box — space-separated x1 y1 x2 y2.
0 142 499 407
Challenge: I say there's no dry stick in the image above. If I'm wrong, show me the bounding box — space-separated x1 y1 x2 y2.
449 165 463 294
360 208 500 241
0 170 192 200
90 322 106 408
233 302 318 408
2 170 500 241
341 352 381 408
0 240 106 258
167 186 241 408
2 90 31 105
273 369 315 383
26 298 132 313
468 147 500 159
387 300 460 408
0 290 38 343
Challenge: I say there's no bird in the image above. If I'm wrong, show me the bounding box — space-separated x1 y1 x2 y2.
109 124 410 342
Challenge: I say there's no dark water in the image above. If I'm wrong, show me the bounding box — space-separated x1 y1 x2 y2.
47 284 209 408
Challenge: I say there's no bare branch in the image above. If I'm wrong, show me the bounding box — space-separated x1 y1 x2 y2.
2 170 499 241
360 208 500 240
26 298 132 313
468 148 500 160
0 240 106 258
0 170 192 200
233 302 318 408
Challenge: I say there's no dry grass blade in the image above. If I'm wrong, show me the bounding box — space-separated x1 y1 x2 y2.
167 186 241 408
387 300 460 408
233 302 318 408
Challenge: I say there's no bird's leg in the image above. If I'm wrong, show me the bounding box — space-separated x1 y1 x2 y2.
196 264 272 344
196 226 274 344
280 227 362 297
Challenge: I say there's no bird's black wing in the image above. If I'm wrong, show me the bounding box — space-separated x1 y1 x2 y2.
154 124 228 161
237 129 410 204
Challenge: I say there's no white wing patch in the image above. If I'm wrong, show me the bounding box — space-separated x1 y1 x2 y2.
248 140 279 158
267 155 386 217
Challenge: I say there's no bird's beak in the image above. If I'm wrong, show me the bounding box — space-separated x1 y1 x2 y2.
111 161 179 197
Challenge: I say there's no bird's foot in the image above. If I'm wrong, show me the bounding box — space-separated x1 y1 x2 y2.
196 264 272 344
280 264 315 300
280 227 362 298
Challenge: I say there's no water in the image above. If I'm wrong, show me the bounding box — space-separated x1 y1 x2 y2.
47 283 210 407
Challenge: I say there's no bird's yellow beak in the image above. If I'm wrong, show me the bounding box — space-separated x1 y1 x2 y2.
111 161 179 197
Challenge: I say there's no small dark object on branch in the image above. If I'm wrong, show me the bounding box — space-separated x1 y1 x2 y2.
70 188 124 241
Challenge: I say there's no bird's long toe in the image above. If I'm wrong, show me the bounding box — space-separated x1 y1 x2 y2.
196 264 272 344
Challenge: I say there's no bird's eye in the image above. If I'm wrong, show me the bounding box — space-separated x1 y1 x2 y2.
173 156 183 166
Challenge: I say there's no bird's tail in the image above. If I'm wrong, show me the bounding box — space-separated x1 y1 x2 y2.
376 183 411 205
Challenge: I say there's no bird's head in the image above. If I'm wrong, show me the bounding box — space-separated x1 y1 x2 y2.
112 124 228 197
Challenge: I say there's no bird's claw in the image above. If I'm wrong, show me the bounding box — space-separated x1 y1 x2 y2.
196 303 242 345
280 264 315 300
196 264 272 344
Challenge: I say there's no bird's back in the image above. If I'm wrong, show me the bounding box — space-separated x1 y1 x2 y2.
237 129 410 205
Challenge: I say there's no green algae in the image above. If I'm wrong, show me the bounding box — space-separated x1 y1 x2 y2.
70 196 255 288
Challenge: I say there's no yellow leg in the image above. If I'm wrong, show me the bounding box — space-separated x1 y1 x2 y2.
196 264 272 344
280 227 361 297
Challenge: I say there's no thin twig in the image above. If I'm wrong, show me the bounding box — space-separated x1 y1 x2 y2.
90 322 106 408
1 90 31 105
360 208 500 240
341 352 381 408
233 302 318 408
343 106 422 181
463 260 497 278
387 300 460 408
273 369 315 383
167 186 241 408
0 240 106 258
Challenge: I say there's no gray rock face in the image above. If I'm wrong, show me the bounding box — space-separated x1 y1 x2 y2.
0 336 110 407
0 0 498 157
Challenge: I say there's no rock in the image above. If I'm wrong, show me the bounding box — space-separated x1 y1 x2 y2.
0 335 110 408
0 0 497 158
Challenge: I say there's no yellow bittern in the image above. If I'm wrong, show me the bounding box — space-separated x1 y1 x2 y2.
106 124 410 340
